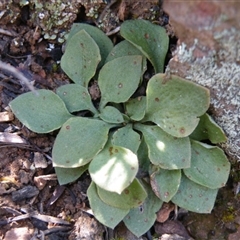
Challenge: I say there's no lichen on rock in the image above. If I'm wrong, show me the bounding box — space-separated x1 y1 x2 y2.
166 3 240 161
28 0 83 43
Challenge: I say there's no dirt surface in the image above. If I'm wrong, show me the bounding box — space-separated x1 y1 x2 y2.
0 1 240 240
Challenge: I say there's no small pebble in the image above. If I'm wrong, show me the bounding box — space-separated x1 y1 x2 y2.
34 152 48 168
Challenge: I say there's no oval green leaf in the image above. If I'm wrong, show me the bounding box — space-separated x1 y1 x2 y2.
184 140 230 189
144 74 210 137
61 29 101 86
171 174 218 213
98 55 143 108
99 106 124 124
67 23 113 68
111 124 140 153
9 89 72 133
56 84 97 114
87 182 129 229
123 181 163 237
120 19 169 73
55 164 89 185
149 165 181 202
105 40 144 63
125 96 146 121
89 139 139 194
134 124 191 169
105 40 147 77
190 113 227 143
52 117 110 168
97 179 147 210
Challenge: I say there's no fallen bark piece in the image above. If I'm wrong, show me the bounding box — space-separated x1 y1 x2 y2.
12 185 39 201
20 208 71 225
6 209 71 226
0 132 26 144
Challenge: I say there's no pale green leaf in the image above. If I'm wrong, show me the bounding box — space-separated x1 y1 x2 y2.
55 164 89 185
123 181 163 237
120 19 169 73
87 182 129 229
105 40 147 77
89 139 138 194
111 124 140 153
144 74 210 137
67 23 113 68
56 84 97 114
184 140 230 189
98 55 143 108
52 117 110 168
9 89 72 133
61 30 101 86
125 96 146 121
99 106 124 124
97 179 147 210
171 174 218 213
134 124 191 169
105 40 144 63
190 113 227 143
149 165 181 202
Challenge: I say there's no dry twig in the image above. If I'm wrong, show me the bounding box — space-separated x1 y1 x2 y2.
0 60 37 93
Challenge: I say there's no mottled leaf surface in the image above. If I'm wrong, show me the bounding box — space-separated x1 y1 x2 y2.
149 165 181 202
97 179 147 210
111 124 140 153
98 55 142 108
56 84 97 114
134 124 191 169
190 113 227 143
144 74 210 137
172 174 218 213
9 90 72 133
55 164 89 185
105 40 144 63
87 182 129 229
99 106 124 124
52 117 110 168
120 19 169 73
184 140 230 189
61 30 100 86
67 23 113 68
89 139 138 194
125 97 146 121
123 181 163 237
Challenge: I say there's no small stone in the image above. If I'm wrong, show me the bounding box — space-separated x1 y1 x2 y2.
34 176 47 190
0 111 14 122
228 225 240 240
157 202 175 223
19 170 30 184
225 222 237 233
33 152 48 168
4 227 33 240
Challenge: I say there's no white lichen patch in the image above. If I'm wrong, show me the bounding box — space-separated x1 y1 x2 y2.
167 28 240 161
29 0 83 42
